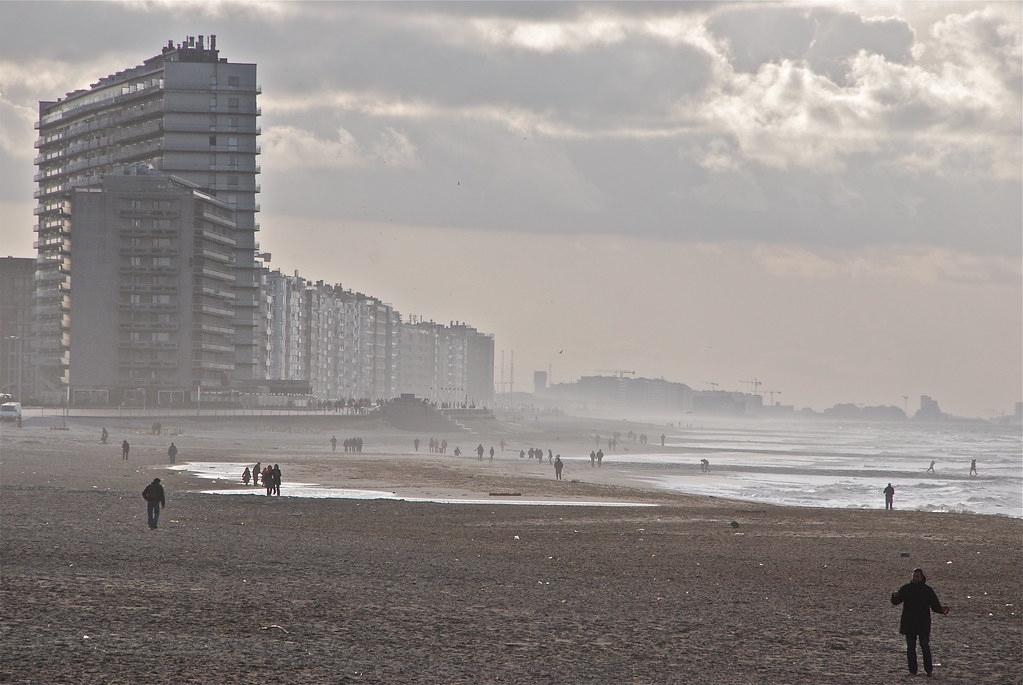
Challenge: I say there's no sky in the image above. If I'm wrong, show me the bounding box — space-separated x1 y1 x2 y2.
0 1 1020 417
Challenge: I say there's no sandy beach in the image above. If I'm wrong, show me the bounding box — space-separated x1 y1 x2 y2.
1 416 1020 684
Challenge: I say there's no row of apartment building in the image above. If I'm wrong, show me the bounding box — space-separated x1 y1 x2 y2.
9 36 494 407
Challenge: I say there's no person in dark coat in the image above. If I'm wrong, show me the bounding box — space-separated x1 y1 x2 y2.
272 464 282 496
142 478 166 530
121 440 130 460
167 442 178 464
884 483 895 510
890 568 949 676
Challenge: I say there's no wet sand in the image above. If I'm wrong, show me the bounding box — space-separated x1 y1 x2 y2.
1 418 1021 684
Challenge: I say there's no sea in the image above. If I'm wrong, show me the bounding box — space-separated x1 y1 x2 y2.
174 418 1021 518
577 418 1022 518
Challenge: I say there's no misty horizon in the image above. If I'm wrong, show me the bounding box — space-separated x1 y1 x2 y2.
1 1 1020 416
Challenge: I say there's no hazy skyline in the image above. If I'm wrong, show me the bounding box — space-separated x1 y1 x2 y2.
1 1 1020 416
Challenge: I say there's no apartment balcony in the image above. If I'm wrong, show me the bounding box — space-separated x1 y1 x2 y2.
200 266 235 282
118 303 178 312
118 340 178 350
199 304 234 318
121 321 179 331
200 228 237 247
200 323 235 336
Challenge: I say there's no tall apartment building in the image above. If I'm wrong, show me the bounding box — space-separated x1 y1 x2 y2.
0 257 35 401
396 319 494 405
65 171 239 403
34 35 260 401
266 269 307 381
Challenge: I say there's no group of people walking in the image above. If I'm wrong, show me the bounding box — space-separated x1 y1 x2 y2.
416 437 448 454
241 462 283 496
329 436 364 453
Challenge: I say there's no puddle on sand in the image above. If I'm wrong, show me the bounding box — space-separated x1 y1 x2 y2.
173 462 658 508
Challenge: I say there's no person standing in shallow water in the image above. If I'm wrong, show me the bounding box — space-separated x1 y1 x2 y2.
142 478 166 530
891 568 949 676
883 483 895 510
969 458 977 476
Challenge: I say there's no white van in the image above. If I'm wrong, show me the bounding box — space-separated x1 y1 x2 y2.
0 402 22 421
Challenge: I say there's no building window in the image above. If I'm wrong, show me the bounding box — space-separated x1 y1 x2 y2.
227 97 239 110
209 96 217 110
209 135 217 146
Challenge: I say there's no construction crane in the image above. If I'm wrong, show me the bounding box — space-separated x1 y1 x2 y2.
740 378 763 395
597 369 635 378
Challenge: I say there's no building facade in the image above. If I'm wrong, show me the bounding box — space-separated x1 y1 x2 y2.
0 257 35 401
66 171 239 404
34 35 260 401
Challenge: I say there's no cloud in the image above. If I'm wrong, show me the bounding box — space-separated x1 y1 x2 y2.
261 125 418 171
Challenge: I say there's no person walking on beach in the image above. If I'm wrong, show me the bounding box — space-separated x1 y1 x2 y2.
596 449 603 467
121 440 130 461
331 436 338 452
414 437 420 452
272 464 282 496
167 442 177 464
660 433 665 447
477 444 485 461
242 466 251 485
142 478 166 530
100 427 108 444
554 455 563 481
590 450 596 467
253 462 261 487
884 483 895 510
263 466 274 496
969 459 977 476
926 460 935 473
890 567 949 676
700 458 710 472
489 446 495 462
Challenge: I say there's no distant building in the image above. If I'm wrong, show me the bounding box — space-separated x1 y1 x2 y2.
0 257 35 401
66 171 239 404
395 319 494 405
533 370 548 394
915 395 944 421
548 375 693 416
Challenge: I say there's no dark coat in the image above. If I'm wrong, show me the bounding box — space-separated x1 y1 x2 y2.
142 482 166 507
891 581 944 635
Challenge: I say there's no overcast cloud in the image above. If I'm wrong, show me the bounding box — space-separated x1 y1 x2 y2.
0 1 1019 415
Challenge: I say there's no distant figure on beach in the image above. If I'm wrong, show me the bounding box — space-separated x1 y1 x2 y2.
414 438 420 452
263 466 274 496
700 458 709 472
554 455 563 481
519 449 525 459
590 450 596 467
489 446 495 461
121 440 130 461
100 427 108 444
660 434 665 447
242 467 251 485
142 478 166 530
331 436 338 452
969 459 977 476
890 567 949 676
441 439 447 454
547 449 553 464
253 462 261 487
476 444 485 461
926 460 935 473
596 449 604 467
884 483 895 510
167 442 177 464
272 464 282 496
454 447 461 457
